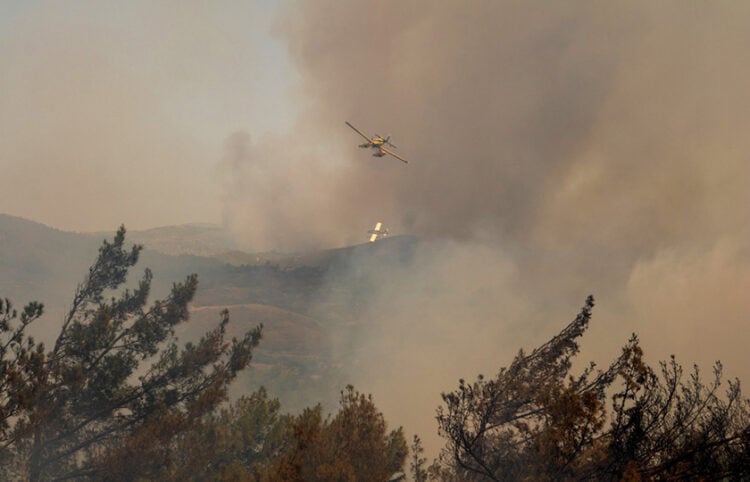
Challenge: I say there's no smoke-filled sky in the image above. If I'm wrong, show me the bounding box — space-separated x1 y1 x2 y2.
1 0 296 231
3 0 749 458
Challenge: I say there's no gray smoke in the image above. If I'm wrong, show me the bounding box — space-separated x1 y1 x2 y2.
3 0 748 460
216 1 750 457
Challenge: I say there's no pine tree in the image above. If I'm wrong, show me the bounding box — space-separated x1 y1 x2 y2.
0 227 262 481
410 434 428 482
435 296 750 480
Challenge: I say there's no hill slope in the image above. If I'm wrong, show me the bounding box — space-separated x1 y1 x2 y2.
0 213 418 410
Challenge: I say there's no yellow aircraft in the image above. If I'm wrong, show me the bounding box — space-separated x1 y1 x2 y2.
367 221 389 242
345 121 408 164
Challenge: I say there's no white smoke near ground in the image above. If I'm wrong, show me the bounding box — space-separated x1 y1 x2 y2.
336 239 542 457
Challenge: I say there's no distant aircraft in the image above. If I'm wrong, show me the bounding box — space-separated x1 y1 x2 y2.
367 222 389 242
345 121 408 163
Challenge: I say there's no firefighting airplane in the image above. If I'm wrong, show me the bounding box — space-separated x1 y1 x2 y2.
367 222 389 242
345 121 408 164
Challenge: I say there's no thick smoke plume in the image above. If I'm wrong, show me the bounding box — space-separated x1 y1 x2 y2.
3 0 748 461
217 1 750 456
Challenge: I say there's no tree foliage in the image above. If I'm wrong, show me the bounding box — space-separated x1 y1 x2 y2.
0 297 46 472
5 228 749 481
410 434 428 482
435 295 750 481
136 386 295 481
269 385 407 482
129 384 408 482
0 227 262 481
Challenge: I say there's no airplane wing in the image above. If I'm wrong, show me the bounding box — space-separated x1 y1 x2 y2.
381 147 408 163
345 121 373 143
368 222 383 241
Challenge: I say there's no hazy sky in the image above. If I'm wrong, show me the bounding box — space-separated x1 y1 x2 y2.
3 0 749 458
1 0 297 231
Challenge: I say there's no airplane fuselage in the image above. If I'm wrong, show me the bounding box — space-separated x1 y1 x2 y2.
358 137 387 156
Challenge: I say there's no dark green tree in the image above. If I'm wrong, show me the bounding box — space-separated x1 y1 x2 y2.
0 298 46 477
0 227 262 481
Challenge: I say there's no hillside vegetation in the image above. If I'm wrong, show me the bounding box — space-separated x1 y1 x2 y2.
3 216 749 480
0 214 417 411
